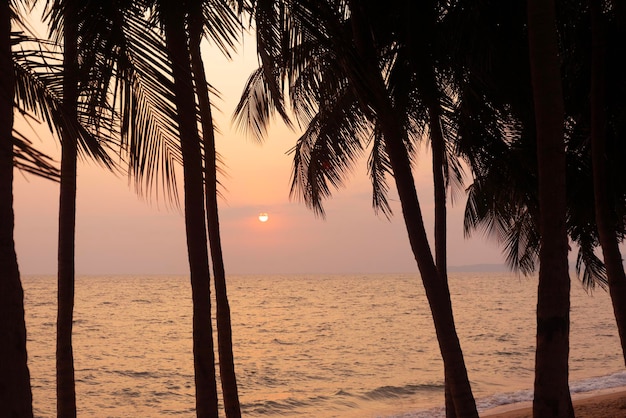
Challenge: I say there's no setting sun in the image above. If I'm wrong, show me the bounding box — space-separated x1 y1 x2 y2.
258 212 269 223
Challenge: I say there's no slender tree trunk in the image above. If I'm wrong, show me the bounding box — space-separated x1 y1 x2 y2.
0 6 34 415
346 3 477 416
57 4 78 416
162 5 219 417
527 0 573 416
428 104 455 418
589 0 626 366
383 114 478 418
189 17 241 418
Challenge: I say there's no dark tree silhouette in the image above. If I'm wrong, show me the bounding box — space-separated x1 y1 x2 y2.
527 0 574 415
0 4 34 415
188 2 242 415
236 1 477 415
159 1 219 415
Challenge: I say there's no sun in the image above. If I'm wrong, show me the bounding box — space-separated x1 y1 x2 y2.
258 212 269 223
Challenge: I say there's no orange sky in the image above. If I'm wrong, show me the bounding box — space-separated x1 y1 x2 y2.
12 32 505 275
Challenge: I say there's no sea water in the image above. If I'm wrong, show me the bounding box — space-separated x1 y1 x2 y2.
22 273 625 417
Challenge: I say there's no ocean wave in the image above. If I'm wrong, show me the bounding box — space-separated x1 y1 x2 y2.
570 371 626 394
242 394 331 416
386 372 626 418
272 338 297 345
362 383 444 401
475 371 626 413
111 369 163 379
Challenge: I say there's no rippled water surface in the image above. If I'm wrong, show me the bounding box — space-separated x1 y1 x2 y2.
23 273 624 417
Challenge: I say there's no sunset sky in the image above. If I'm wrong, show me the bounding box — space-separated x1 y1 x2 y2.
12 32 505 276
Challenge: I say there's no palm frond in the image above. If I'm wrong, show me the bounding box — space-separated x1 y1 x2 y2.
113 8 183 206
368 128 392 218
200 0 241 59
288 87 369 217
233 66 286 140
12 32 115 169
12 129 60 180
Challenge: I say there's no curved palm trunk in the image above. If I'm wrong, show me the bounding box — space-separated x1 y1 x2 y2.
428 105 456 418
57 4 78 416
383 114 477 418
0 6 34 415
527 0 573 416
189 18 241 418
347 4 477 415
589 0 626 366
162 5 219 417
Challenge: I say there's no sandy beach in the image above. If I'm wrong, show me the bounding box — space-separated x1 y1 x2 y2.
483 387 626 417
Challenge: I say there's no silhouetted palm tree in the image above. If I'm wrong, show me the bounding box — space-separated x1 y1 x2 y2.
236 1 477 415
55 2 80 415
456 0 626 381
0 5 33 415
154 1 219 414
526 0 574 415
589 0 626 366
44 1 183 414
450 1 575 413
188 1 242 415
2 3 112 414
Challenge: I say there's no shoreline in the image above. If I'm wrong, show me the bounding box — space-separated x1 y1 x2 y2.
482 386 626 417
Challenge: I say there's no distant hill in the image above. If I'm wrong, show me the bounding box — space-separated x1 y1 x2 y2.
448 263 508 272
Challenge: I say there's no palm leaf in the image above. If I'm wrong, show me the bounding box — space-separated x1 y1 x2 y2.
12 129 59 180
12 31 115 169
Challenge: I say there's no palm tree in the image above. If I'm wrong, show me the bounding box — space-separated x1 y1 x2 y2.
452 0 610 299
187 1 242 415
448 1 574 413
43 1 182 414
455 0 626 395
2 3 110 414
236 1 478 415
453 4 626 415
47 1 243 414
526 0 574 415
55 2 80 415
0 4 33 415
156 1 219 414
589 0 626 366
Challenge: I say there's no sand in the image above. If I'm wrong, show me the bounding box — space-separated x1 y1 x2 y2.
483 387 626 417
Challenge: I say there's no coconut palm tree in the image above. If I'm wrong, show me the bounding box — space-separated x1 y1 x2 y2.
235 1 477 415
43 1 184 414
526 0 574 415
154 1 219 414
455 0 626 382
589 0 626 366
2 3 114 414
55 3 80 415
448 0 574 413
0 4 33 415
187 1 242 415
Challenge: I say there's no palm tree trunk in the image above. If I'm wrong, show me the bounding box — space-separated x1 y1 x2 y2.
346 3 477 415
0 6 34 416
383 114 478 418
57 4 78 415
527 0 574 416
162 5 219 417
189 16 242 418
589 0 626 366
428 104 456 418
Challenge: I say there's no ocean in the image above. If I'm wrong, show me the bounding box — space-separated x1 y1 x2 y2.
23 272 626 417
